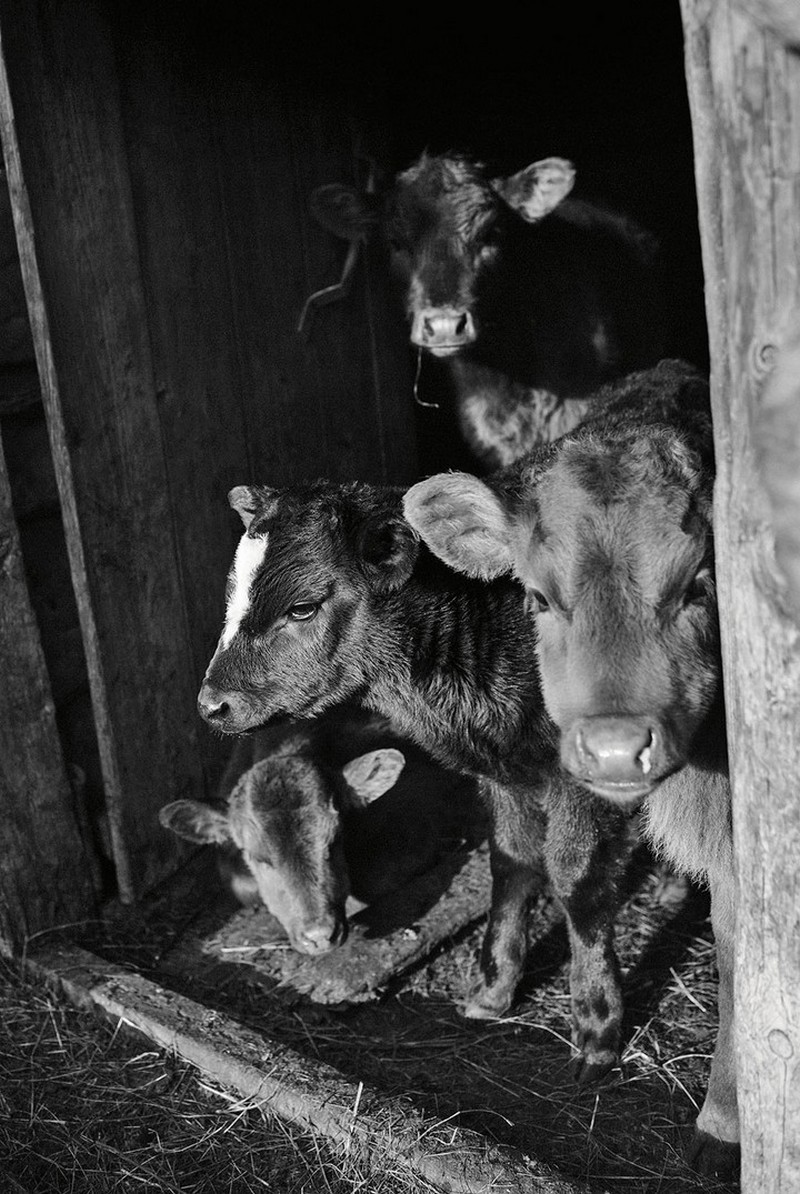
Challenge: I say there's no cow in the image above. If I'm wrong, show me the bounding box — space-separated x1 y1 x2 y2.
195 475 640 1085
309 150 666 470
402 358 738 1183
159 707 410 954
158 706 408 950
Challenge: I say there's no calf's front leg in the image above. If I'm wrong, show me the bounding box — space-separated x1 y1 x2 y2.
546 783 638 1084
463 781 548 1019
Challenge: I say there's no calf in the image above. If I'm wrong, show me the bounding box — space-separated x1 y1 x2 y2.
403 358 738 1182
196 475 638 1084
310 151 665 469
160 708 407 954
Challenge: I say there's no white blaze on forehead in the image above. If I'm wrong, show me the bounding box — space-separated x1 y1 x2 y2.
221 531 269 648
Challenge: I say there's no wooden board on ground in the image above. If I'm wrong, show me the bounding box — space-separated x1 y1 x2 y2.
26 944 588 1194
161 842 493 1007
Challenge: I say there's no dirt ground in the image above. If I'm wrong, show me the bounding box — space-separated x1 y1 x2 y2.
0 952 446 1193
1 826 742 1194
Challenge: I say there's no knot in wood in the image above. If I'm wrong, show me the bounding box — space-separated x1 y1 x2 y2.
768 1027 794 1059
751 336 779 378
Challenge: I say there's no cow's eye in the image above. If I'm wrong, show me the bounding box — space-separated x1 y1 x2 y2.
527 588 550 613
287 601 320 622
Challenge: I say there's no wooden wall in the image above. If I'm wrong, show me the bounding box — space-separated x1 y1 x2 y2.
0 0 418 907
0 432 99 953
680 1 800 1189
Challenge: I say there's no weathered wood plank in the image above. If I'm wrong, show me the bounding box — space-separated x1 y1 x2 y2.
733 0 800 43
26 943 587 1194
680 3 800 1189
112 23 255 786
210 64 419 488
0 428 97 953
114 18 419 789
0 0 204 899
755 316 800 621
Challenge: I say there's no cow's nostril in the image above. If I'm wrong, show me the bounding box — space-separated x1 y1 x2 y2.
637 731 655 775
564 716 663 790
455 313 468 335
199 697 229 720
575 725 597 766
296 924 340 955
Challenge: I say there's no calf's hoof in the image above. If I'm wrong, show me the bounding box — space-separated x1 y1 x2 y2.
461 981 515 1020
686 1129 740 1185
571 1022 620 1086
570 1052 618 1086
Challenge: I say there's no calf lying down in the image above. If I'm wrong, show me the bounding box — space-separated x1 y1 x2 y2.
160 708 432 955
404 359 737 1183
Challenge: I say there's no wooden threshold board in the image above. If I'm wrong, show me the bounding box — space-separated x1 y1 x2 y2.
24 944 589 1194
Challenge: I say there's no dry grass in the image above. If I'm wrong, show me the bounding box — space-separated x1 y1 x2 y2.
2 854 740 1194
0 955 440 1193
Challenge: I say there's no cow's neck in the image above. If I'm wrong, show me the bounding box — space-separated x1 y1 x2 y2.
363 570 547 776
451 360 593 469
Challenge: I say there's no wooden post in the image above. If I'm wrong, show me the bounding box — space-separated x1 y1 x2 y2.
0 428 98 953
680 2 800 1189
0 0 204 900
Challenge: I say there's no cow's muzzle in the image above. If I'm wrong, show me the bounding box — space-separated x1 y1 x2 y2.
290 915 348 956
410 307 477 355
197 682 259 734
562 715 669 805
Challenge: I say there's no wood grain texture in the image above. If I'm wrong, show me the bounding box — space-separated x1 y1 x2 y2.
114 17 419 784
734 0 800 44
755 316 800 622
0 428 97 952
680 2 800 1189
0 0 204 899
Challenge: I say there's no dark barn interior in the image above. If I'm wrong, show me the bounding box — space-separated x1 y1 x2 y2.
0 0 710 905
3 3 765 1192
178 0 710 480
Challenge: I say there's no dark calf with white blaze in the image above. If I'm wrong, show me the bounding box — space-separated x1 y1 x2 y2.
404 359 739 1184
160 712 405 955
197 475 638 1084
310 151 665 469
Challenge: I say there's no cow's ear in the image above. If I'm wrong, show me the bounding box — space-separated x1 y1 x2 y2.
492 157 576 223
309 183 379 242
358 514 420 591
403 473 514 579
341 748 406 806
159 800 232 846
228 485 276 530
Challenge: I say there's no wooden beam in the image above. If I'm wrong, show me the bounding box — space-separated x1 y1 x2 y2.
0 427 97 953
755 316 800 622
733 0 800 45
680 3 800 1190
0 0 203 900
27 943 588 1194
